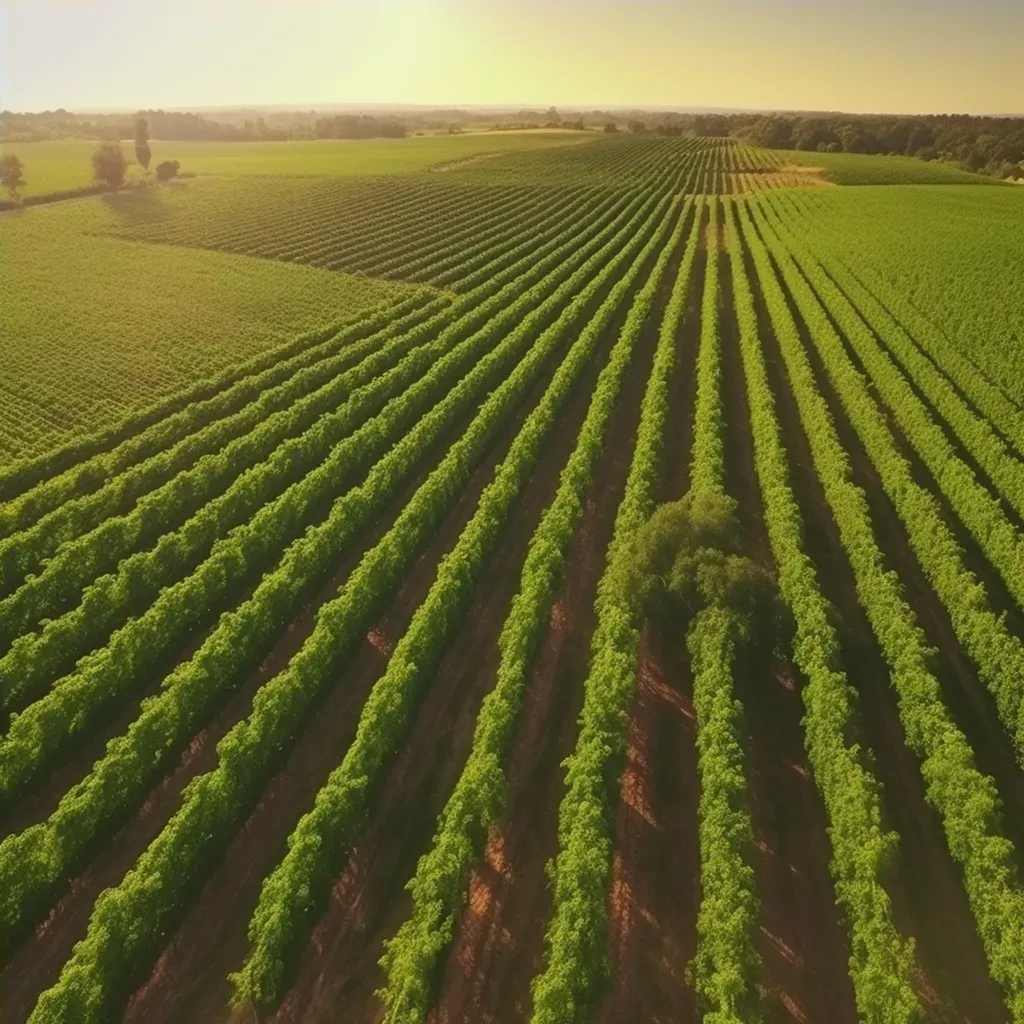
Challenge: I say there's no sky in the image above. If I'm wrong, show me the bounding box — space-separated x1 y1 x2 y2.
2 0 1022 116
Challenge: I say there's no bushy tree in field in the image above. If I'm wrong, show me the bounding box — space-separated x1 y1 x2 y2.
1 153 26 200
92 142 127 189
134 117 152 171
623 489 779 644
603 122 619 133
154 159 181 181
628 119 646 134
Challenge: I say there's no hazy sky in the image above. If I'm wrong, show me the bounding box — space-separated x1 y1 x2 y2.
2 0 1022 115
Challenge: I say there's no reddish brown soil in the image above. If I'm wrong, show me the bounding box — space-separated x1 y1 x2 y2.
596 622 700 1024
749 231 1009 1023
254 288 631 1024
426 240 673 1024
801 265 1024 854
0 391 480 1024
719 225 858 1024
595 204 705 1024
115 323 601 1024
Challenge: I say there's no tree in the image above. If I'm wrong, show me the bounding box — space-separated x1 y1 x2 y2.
603 122 619 134
1 154 26 200
134 117 151 170
92 142 127 188
155 159 181 181
627 120 646 134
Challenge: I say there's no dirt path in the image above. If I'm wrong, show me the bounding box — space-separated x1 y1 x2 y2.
115 315 602 1024
427 239 672 1024
597 621 700 1024
803 277 1024 855
595 205 704 1024
0 382 492 1024
750 235 1008 1023
256 281 631 1024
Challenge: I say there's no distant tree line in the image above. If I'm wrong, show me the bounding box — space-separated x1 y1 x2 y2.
603 111 1024 180
1 108 411 143
4 105 1022 179
731 113 1024 179
312 114 407 139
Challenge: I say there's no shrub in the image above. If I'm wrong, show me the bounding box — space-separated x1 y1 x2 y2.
155 160 181 182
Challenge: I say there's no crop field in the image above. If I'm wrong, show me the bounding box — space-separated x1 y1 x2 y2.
2 133 1024 1024
0 131 592 198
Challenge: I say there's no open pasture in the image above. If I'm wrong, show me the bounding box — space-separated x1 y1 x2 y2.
0 130 591 198
2 135 1024 1024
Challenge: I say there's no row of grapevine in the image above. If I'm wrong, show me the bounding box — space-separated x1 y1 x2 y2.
0 290 440 528
526 197 705 1023
0 183 609 580
307 187 541 277
736 199 1024 1021
0 191 663 960
350 189 550 280
21 191 676 1024
0 187 659 811
0 189 631 683
682 196 764 1021
231 194 690 1011
774 189 1024 463
765 188 1024 530
759 195 1024 609
0 297 452 609
122 177 503 267
377 193 697 1024
752 198 1024 765
723 198 921 1021
0 183 614 547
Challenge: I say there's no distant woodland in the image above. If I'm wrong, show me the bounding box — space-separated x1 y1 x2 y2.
3 106 1022 179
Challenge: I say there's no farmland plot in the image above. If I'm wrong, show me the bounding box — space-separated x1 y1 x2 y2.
2 135 1024 1024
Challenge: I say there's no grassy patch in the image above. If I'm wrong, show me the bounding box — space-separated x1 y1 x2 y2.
0 132 591 198
0 197 422 462
783 150 999 185
778 184 1024 401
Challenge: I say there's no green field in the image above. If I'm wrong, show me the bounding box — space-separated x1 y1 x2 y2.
5 135 1024 1024
782 148 998 185
0 130 592 198
786 184 1024 398
0 195 425 461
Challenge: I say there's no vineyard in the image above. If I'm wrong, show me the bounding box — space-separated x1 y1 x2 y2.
1 132 1024 1024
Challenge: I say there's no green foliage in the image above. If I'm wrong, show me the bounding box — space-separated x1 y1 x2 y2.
624 490 774 636
91 141 127 188
724 197 921 1021
688 603 763 1024
110 176 603 292
0 182 650 812
624 483 771 1024
375 196 697 1024
738 197 1024 1022
0 133 591 199
753 193 1024 768
764 185 1024 407
4 133 1024 1024
19 188 667 1021
154 158 178 180
783 150 997 185
1 153 26 199
233 190 681 1012
530 198 705 1024
0 198 419 463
